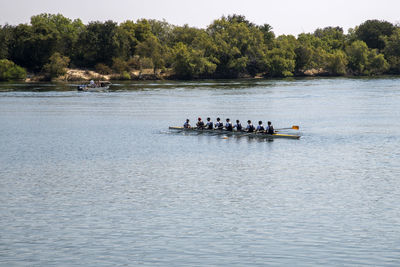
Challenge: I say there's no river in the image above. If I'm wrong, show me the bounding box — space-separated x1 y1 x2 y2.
1 78 399 266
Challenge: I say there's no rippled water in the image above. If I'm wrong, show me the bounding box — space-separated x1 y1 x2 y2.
1 78 400 266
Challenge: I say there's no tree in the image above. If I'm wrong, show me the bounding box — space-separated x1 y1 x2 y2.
346 40 389 75
294 45 313 72
42 52 70 79
266 35 296 77
117 20 138 59
135 35 165 73
383 29 400 73
258 24 275 49
324 50 347 75
148 19 173 44
75 20 119 67
0 25 13 59
207 15 267 77
111 58 129 73
366 50 389 75
346 40 369 74
134 19 152 42
314 26 345 51
171 42 216 78
355 20 395 50
0 59 27 81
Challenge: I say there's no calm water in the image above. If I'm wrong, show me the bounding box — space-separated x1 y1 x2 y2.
1 78 400 266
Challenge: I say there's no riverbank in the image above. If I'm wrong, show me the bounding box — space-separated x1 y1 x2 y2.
24 67 337 82
25 68 171 82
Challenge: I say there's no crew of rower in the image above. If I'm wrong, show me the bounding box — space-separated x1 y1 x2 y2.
183 118 275 134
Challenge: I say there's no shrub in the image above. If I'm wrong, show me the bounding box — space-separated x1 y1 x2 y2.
120 71 131 80
111 58 129 73
0 59 27 81
95 63 112 74
43 52 70 79
127 56 141 69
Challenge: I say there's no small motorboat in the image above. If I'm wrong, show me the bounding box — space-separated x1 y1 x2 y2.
77 81 112 92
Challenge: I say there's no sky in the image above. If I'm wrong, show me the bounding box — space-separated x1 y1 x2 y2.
1 0 399 36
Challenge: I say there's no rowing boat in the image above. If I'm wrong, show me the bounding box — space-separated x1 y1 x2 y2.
169 126 300 139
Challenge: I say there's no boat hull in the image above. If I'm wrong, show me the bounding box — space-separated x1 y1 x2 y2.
77 85 109 92
169 126 300 139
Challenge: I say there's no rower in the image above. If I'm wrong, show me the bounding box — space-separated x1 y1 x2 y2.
266 121 275 134
256 121 265 132
196 117 205 129
215 117 223 130
234 119 242 131
246 120 255 132
206 117 213 129
183 119 191 128
225 118 233 131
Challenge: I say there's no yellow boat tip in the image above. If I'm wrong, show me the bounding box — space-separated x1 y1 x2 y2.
222 137 229 139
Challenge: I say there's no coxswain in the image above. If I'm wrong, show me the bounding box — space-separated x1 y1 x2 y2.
234 119 242 131
215 117 223 130
225 118 233 131
266 121 275 134
246 120 255 132
206 117 213 129
196 117 205 129
183 119 191 128
256 120 265 132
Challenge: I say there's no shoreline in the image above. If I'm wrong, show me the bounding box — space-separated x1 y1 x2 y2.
22 68 399 83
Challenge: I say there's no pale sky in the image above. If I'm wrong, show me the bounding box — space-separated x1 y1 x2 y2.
1 0 399 36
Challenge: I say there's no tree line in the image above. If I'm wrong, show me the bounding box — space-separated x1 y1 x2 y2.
1 13 400 80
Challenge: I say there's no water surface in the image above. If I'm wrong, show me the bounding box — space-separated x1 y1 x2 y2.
1 78 400 266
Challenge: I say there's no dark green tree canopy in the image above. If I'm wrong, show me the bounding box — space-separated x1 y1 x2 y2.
355 19 395 50
0 13 399 78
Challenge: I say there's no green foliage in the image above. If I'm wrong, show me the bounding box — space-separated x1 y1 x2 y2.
383 29 400 73
0 25 13 59
294 45 313 72
120 71 131 80
346 40 388 75
314 27 345 51
355 20 395 50
75 20 119 67
207 15 268 77
95 63 112 74
1 13 399 78
266 35 296 77
135 35 165 72
111 58 129 73
366 50 389 75
346 40 369 74
42 52 70 79
258 24 275 49
0 59 27 81
324 50 348 75
171 42 216 78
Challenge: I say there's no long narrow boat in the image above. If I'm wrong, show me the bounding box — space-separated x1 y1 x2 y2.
169 126 300 139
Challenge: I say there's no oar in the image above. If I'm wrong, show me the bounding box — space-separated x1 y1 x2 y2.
275 125 299 131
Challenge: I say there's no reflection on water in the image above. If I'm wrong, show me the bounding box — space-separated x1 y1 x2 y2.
1 78 400 266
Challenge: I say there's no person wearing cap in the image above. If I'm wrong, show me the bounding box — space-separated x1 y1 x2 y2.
196 117 205 129
245 120 255 132
266 121 275 134
215 117 223 130
225 118 233 131
183 119 191 128
205 117 213 130
234 119 242 131
256 120 265 132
